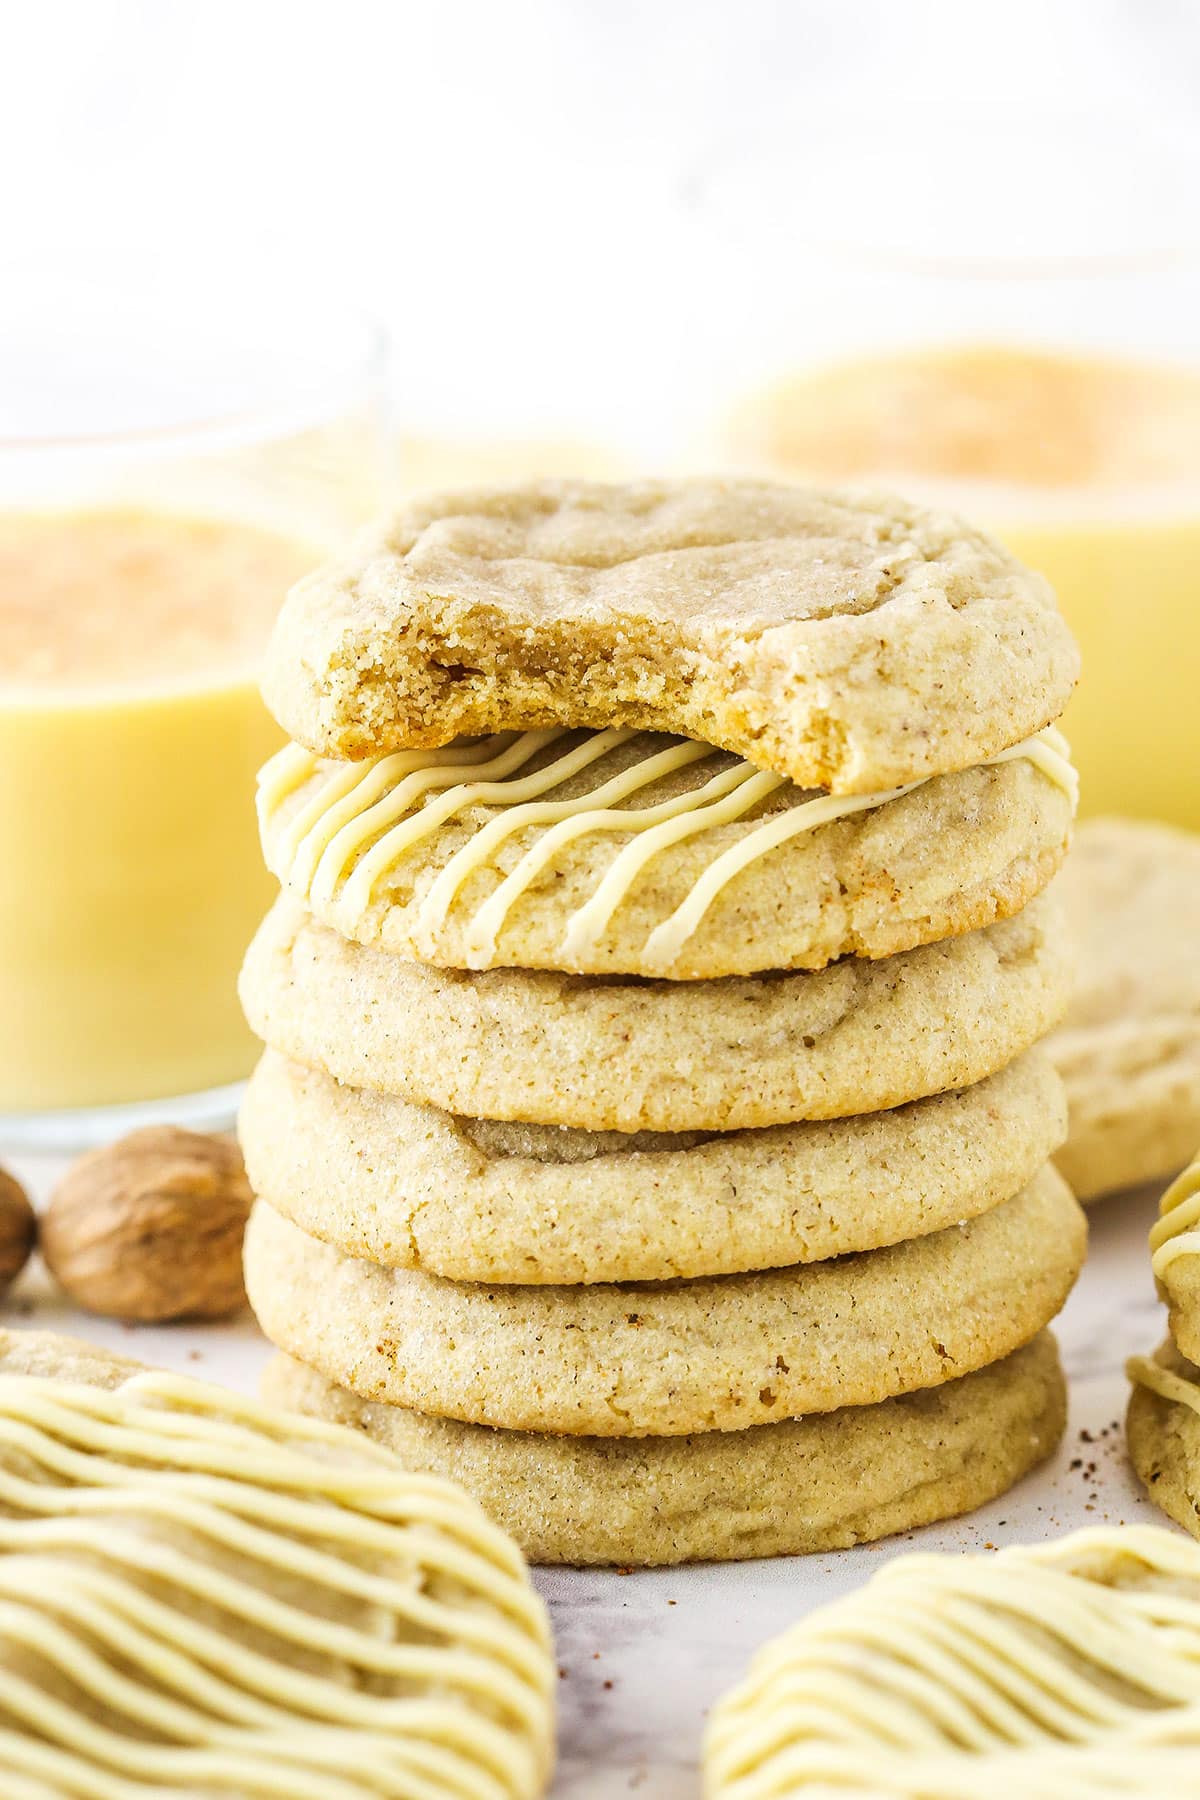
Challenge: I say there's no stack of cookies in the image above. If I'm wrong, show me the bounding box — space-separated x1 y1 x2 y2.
239 480 1087 1566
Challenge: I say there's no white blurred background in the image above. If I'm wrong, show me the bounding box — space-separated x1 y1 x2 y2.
5 0 1200 463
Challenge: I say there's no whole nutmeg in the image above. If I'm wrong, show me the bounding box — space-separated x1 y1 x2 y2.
0 1166 37 1295
42 1127 252 1323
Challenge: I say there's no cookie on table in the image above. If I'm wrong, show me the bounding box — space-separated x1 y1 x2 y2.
0 1327 554 1800
258 721 1075 980
1128 1338 1200 1536
704 1522 1200 1797
264 1332 1066 1568
1124 1155 1200 1531
262 480 1079 793
240 891 1071 1132
244 1166 1084 1437
241 1045 1067 1284
1050 816 1200 1201
1147 1149 1200 1364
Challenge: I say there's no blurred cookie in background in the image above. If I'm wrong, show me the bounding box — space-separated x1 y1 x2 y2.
1051 817 1200 1202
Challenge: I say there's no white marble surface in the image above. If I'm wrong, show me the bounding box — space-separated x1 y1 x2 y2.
6 1155 1171 1798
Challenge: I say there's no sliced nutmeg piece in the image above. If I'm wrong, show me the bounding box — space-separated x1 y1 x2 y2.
0 1167 37 1295
42 1127 252 1323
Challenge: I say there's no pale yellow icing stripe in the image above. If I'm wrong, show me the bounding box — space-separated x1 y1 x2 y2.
443 738 722 964
1128 1351 1200 1417
705 1525 1200 1799
337 728 634 915
298 735 520 897
281 733 539 898
556 765 780 965
639 775 921 971
1149 1153 1200 1280
263 752 382 891
0 1372 553 1800
259 724 1077 969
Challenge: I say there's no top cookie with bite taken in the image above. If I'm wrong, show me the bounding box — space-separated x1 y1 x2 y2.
263 478 1078 793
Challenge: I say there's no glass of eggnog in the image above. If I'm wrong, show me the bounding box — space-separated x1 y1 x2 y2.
0 274 385 1146
691 108 1200 832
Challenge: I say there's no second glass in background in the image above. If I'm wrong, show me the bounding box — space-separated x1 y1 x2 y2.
0 273 388 1148
683 109 1200 830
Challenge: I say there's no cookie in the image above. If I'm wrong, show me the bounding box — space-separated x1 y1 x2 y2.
264 1332 1065 1568
244 1166 1084 1437
258 723 1074 979
242 1047 1067 1285
262 480 1079 794
1050 817 1200 1201
1128 1338 1200 1536
240 891 1070 1132
1146 1150 1200 1365
0 1327 554 1799
705 1518 1200 1798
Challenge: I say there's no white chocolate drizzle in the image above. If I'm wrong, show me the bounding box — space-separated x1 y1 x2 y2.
259 724 1077 971
705 1525 1200 1799
1128 1349 1200 1418
1148 1151 1200 1281
0 1370 553 1799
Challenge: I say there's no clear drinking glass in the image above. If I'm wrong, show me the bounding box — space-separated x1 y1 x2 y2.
0 271 387 1149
